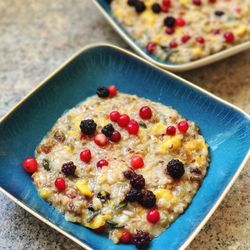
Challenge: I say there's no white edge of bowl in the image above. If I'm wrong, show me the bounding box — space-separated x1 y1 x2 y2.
0 43 249 250
92 0 250 72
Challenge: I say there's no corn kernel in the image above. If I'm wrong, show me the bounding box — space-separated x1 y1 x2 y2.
39 189 52 199
75 180 92 197
160 135 183 153
184 139 205 151
192 47 203 57
154 189 173 201
152 123 166 136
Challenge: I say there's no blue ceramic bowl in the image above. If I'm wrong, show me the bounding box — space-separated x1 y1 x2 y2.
93 0 250 72
0 44 249 250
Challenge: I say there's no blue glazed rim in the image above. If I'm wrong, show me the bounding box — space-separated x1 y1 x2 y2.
93 0 250 72
0 44 249 250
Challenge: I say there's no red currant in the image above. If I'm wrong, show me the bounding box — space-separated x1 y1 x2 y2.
110 130 121 142
55 178 66 191
161 5 169 12
193 0 202 6
178 121 189 133
108 85 117 97
196 36 205 44
146 42 157 54
166 126 176 136
169 40 178 48
22 157 38 173
120 230 132 243
110 111 120 122
127 120 139 135
224 32 235 43
146 209 160 224
130 156 144 169
94 133 108 147
209 0 216 3
162 0 171 8
165 27 175 35
97 159 108 168
176 18 186 27
117 114 130 127
139 106 152 120
181 35 191 43
80 149 92 163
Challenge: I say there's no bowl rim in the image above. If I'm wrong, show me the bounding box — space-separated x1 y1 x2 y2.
92 0 250 72
0 43 249 250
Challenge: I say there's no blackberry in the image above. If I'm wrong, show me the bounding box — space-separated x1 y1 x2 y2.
80 119 97 135
96 86 109 98
166 159 185 179
123 169 136 179
132 230 151 249
139 190 156 208
135 1 146 13
152 3 161 13
62 161 76 176
214 10 224 16
164 16 176 28
97 191 110 202
101 123 115 137
125 188 142 202
130 174 145 189
127 0 137 6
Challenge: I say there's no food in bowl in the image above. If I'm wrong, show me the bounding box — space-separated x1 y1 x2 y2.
23 85 209 248
109 0 250 64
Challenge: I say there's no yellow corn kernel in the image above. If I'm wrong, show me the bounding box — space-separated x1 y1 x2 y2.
184 139 205 151
180 0 189 4
154 189 173 202
141 11 157 26
39 189 52 199
160 135 183 153
63 145 74 154
235 26 246 36
192 47 203 57
152 123 166 136
75 180 92 197
84 215 106 229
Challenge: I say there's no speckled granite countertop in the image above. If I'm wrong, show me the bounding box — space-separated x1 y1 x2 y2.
0 1 249 249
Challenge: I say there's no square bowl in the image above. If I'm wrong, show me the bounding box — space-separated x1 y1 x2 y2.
93 0 250 72
0 44 249 250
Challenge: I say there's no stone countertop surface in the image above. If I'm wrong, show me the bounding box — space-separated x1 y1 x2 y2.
0 1 249 249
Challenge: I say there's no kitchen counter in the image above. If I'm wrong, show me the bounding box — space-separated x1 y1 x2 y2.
0 1 249 249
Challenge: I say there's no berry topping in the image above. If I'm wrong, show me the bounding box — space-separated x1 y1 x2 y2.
132 230 151 249
97 191 110 202
146 42 157 54
127 0 137 6
110 130 121 142
62 161 76 176
146 209 160 224
94 225 106 233
80 119 97 135
108 85 118 97
97 159 109 168
139 189 156 208
123 169 136 179
120 230 132 243
80 149 92 163
130 156 144 169
96 86 109 98
127 120 139 135
117 114 130 127
192 0 202 6
139 106 152 120
94 133 108 147
109 111 120 122
166 125 176 135
23 157 38 173
55 178 66 191
176 18 186 27
152 3 161 13
164 16 176 28
165 27 175 35
135 1 146 13
177 120 189 133
130 174 145 189
125 188 143 202
224 32 235 43
166 159 185 179
181 35 191 43
214 10 224 16
161 4 169 13
102 123 115 137
162 0 171 8
169 40 178 48
196 36 205 44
